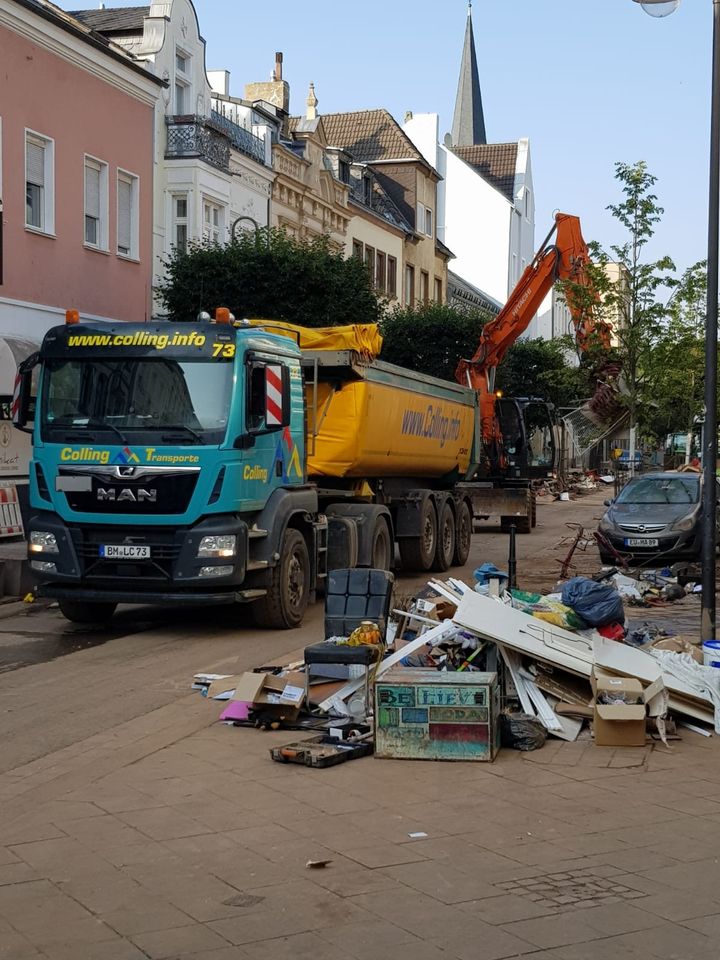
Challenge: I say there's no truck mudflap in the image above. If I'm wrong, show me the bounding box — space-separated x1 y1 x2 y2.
38 585 265 605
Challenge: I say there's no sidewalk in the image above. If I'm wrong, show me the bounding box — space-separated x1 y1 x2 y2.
2 686 720 960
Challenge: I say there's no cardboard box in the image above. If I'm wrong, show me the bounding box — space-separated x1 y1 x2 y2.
416 597 457 621
231 671 305 719
591 667 666 747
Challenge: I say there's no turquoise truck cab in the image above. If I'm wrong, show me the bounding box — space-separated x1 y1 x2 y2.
14 319 326 628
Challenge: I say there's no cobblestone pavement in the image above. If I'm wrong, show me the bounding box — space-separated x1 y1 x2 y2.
1 491 716 960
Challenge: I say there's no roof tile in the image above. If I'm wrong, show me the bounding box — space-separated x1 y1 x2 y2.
69 6 149 33
452 143 518 202
321 109 424 163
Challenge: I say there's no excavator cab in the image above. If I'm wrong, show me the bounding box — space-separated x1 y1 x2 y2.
518 399 557 479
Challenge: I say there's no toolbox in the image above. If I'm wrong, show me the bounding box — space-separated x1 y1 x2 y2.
270 733 373 768
374 669 500 761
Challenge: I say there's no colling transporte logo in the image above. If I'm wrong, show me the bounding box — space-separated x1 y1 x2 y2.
59 446 200 465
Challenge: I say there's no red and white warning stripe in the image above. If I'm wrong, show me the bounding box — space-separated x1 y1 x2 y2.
265 365 283 426
11 372 21 423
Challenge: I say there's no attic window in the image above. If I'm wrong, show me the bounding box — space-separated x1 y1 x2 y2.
364 176 372 207
338 160 350 184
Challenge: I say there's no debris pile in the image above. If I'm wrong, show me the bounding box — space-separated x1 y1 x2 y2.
192 564 719 766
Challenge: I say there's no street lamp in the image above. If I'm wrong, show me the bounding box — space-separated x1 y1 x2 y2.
633 0 720 641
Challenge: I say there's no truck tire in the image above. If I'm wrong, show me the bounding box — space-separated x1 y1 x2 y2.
252 528 310 629
399 499 437 572
453 500 472 567
432 501 456 572
369 518 392 571
59 600 117 624
531 492 538 528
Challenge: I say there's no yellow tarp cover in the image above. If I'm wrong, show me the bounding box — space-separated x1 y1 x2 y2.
247 319 383 358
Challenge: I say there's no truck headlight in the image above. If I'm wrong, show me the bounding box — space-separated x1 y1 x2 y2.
199 565 233 578
673 515 696 532
29 531 58 554
197 535 236 558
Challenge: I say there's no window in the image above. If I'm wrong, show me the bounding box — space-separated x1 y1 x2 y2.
352 239 363 260
84 156 108 249
421 270 430 304
338 160 350 184
175 48 191 115
425 207 433 238
202 200 224 244
173 194 189 252
404 264 415 306
25 131 54 233
387 256 397 298
434 277 442 304
364 245 375 284
117 170 139 258
375 252 386 293
416 202 424 233
364 176 373 206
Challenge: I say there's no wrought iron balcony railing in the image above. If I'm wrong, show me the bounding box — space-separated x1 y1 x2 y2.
210 110 266 165
165 115 230 170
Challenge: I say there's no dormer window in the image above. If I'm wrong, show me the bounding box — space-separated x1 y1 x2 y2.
364 175 372 207
338 160 350 184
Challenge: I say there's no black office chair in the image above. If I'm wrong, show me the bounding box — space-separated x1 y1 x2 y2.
304 568 395 709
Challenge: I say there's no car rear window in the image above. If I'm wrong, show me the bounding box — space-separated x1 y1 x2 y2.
616 477 700 505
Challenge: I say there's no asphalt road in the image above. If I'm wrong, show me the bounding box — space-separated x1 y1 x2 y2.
0 491 609 774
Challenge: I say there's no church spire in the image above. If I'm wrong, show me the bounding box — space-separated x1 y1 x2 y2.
451 2 486 147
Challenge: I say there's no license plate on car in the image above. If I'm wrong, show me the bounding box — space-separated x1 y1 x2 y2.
624 538 659 548
99 545 151 559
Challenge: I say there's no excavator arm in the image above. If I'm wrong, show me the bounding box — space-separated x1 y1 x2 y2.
455 212 611 457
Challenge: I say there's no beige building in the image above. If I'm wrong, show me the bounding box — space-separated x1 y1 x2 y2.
322 109 453 305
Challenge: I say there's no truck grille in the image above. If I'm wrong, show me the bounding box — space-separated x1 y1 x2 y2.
63 471 198 515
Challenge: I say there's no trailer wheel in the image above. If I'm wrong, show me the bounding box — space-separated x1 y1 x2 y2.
370 518 392 571
58 600 117 624
252 528 310 629
399 499 437 571
453 500 472 567
432 501 456 572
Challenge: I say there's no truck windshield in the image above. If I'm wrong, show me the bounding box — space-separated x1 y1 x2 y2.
40 358 232 445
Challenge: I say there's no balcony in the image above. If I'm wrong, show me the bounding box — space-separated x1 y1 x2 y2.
210 110 266 165
165 114 267 171
165 115 230 170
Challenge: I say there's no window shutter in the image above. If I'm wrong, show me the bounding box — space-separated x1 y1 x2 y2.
118 178 132 252
26 141 45 187
85 165 100 219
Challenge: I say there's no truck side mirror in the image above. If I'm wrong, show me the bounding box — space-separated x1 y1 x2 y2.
12 352 40 434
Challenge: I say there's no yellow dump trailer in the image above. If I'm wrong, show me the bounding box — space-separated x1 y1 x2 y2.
305 356 478 480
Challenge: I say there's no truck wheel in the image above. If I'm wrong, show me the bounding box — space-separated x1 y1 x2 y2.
453 500 472 566
252 528 310 629
370 518 392 570
399 499 437 571
432 501 456 572
58 600 117 624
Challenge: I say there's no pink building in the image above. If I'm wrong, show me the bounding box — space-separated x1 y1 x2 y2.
0 0 161 347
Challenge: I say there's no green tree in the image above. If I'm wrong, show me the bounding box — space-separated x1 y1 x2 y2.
494 337 591 410
644 261 707 445
156 227 383 326
561 162 676 437
379 303 489 381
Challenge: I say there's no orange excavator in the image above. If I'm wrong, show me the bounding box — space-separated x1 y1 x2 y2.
455 212 613 480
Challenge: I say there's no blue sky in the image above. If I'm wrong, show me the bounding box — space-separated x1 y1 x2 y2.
67 0 711 273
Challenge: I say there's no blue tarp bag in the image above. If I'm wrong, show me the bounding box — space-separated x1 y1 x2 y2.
560 576 624 627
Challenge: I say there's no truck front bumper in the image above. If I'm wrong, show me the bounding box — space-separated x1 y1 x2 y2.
28 512 251 600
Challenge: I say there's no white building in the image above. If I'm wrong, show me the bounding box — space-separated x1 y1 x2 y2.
71 0 277 309
402 5 535 322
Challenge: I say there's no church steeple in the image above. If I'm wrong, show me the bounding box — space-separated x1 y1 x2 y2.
451 2 486 147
